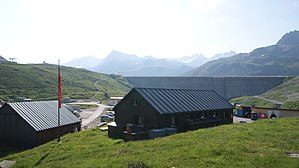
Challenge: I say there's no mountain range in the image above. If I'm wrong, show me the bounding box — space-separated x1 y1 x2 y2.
64 56 101 69
184 30 299 76
90 50 194 76
65 51 236 76
0 55 7 62
65 30 299 77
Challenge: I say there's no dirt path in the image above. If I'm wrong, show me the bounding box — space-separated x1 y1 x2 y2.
91 80 101 99
81 104 109 129
253 95 283 104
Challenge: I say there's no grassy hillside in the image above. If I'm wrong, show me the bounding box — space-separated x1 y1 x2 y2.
0 62 132 101
1 118 299 167
231 76 299 109
231 96 277 108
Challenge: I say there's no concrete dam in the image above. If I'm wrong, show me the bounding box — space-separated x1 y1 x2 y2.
125 77 286 99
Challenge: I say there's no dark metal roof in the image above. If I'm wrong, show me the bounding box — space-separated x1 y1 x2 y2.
135 88 233 114
7 101 80 131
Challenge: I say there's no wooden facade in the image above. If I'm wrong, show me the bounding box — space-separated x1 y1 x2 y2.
109 88 233 139
0 104 36 147
0 101 81 148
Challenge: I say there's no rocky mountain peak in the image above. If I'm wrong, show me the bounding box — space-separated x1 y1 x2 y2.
276 30 299 46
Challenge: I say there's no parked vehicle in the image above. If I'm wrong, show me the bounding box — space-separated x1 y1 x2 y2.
71 110 81 120
251 112 259 120
234 106 251 118
105 111 115 117
100 115 114 122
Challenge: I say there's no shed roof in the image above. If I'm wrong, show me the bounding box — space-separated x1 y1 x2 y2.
134 88 233 114
6 101 80 131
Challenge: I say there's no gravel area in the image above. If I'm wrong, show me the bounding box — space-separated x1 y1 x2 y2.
79 108 101 129
79 105 110 129
233 116 255 123
80 108 96 121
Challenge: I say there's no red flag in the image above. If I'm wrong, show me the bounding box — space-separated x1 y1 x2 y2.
259 113 267 119
58 61 62 108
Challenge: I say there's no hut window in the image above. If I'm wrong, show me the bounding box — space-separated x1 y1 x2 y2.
171 116 176 125
132 99 139 106
213 112 218 118
136 116 144 125
201 113 206 119
196 114 200 120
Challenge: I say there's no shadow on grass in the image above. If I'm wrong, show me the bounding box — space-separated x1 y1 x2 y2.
0 148 25 159
33 143 57 167
33 152 50 167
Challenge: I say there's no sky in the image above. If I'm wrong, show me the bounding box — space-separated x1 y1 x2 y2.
0 0 299 64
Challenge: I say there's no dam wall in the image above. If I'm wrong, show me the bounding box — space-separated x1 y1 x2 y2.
125 77 286 99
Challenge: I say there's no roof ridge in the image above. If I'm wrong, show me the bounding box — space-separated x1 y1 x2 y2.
134 87 216 91
8 100 58 104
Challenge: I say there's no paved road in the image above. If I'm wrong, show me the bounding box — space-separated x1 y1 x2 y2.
81 104 109 127
67 101 100 105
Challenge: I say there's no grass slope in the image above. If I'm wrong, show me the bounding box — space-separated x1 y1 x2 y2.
0 62 132 101
231 96 277 108
1 118 299 167
231 76 299 110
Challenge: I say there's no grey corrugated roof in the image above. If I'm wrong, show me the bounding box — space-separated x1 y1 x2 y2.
8 101 80 131
135 88 233 114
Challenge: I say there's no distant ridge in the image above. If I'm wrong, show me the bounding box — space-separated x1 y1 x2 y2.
184 30 299 76
0 55 7 62
88 50 237 76
64 56 101 69
91 50 193 76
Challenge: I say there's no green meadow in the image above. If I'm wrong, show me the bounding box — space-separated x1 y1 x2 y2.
1 118 298 168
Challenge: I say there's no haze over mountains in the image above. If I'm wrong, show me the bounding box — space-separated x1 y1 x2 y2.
64 30 299 77
91 50 193 76
65 51 236 76
184 30 299 76
64 56 101 69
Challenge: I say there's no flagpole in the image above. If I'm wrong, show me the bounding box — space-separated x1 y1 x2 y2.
58 59 61 142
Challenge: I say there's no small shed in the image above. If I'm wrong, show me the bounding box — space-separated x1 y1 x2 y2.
251 106 299 119
0 101 81 148
109 88 234 139
107 97 123 106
